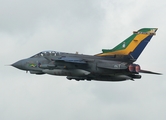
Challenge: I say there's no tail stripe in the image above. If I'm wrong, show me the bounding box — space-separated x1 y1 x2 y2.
130 35 153 59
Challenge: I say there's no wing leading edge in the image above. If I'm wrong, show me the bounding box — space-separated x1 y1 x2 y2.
54 56 87 64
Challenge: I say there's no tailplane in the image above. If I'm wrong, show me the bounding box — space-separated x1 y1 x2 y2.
97 28 158 61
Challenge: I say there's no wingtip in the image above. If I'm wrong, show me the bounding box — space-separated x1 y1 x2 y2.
157 73 162 75
139 70 162 75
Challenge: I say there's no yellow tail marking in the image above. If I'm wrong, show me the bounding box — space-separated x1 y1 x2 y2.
98 34 149 56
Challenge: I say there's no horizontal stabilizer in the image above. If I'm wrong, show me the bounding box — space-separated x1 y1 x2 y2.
139 70 162 75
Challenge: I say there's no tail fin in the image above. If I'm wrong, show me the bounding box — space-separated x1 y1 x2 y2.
97 28 158 60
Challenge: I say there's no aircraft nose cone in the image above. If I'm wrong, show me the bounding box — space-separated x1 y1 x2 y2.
12 60 24 70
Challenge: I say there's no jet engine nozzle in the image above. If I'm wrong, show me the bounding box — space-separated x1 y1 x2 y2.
128 64 141 73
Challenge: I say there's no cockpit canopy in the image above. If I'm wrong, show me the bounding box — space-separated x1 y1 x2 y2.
30 51 65 58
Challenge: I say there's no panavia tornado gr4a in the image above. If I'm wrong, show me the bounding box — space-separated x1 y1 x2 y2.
11 28 162 81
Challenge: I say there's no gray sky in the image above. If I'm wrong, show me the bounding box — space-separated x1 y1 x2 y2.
0 0 165 120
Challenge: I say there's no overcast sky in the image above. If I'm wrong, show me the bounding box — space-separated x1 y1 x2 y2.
0 0 165 120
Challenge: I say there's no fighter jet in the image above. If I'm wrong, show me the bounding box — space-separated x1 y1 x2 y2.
11 28 162 81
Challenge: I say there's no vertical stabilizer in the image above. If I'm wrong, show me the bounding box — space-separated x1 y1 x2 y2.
97 28 158 60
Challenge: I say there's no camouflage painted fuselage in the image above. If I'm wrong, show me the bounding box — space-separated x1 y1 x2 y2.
12 28 161 81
